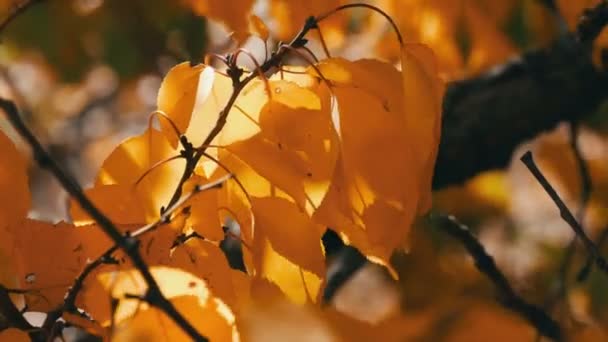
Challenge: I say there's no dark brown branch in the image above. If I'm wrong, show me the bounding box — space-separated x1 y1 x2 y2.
578 227 608 281
543 123 593 310
0 285 33 330
433 33 608 189
0 99 207 342
577 0 608 44
43 175 229 334
165 15 319 209
433 214 562 341
520 151 608 275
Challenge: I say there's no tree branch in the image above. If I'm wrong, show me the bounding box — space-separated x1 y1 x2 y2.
0 0 44 34
433 33 608 189
433 214 562 341
520 151 608 275
0 99 208 342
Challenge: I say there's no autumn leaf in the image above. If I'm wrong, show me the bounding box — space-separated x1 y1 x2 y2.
157 62 207 147
251 196 325 275
249 14 269 41
401 43 443 214
82 266 237 340
3 220 114 311
95 128 185 222
0 130 29 229
186 0 256 41
253 229 324 304
70 184 146 226
168 239 238 309
270 0 346 45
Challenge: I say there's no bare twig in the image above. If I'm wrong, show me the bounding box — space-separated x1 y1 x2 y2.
521 151 608 276
434 214 562 341
0 0 44 34
0 285 33 330
164 16 319 209
0 99 208 341
577 227 608 281
42 175 230 335
543 123 593 310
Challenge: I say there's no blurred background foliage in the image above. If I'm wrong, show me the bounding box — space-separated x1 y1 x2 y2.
1 0 608 340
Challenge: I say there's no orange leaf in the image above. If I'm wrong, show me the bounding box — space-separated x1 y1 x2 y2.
5 220 114 310
96 128 185 222
401 43 443 214
157 62 207 147
69 184 146 226
249 14 269 41
187 0 256 41
252 196 325 275
0 130 29 228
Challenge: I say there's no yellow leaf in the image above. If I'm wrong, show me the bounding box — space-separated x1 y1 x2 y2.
187 0 256 41
251 196 325 276
112 295 236 342
89 266 236 341
182 174 224 241
225 80 337 211
253 231 323 304
270 0 346 45
157 62 207 147
249 14 269 41
401 43 443 214
169 239 238 310
185 71 266 149
311 55 442 266
96 128 185 222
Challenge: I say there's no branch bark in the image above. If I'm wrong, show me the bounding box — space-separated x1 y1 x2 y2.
433 34 608 189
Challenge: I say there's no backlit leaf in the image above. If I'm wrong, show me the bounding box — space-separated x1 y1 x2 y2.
251 196 325 276
88 266 237 340
96 128 185 222
157 62 207 147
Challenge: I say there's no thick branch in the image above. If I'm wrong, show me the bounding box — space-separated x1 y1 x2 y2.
433 34 608 189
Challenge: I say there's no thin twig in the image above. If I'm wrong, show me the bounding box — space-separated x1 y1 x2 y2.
433 214 562 341
543 123 593 310
577 227 608 281
164 15 320 209
0 99 208 342
0 0 44 34
520 151 608 275
43 175 230 334
0 285 34 330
